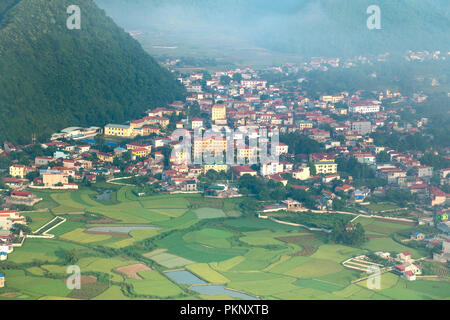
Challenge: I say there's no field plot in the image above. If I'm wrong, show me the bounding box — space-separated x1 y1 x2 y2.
129 270 183 298
24 211 55 232
67 282 109 300
115 263 151 280
155 231 247 263
183 228 233 249
143 249 195 268
186 263 229 284
77 257 143 282
362 237 421 258
225 272 299 297
61 228 113 244
194 208 227 219
5 270 71 298
295 279 345 293
92 286 132 300
3 186 446 301
140 197 190 209
8 239 85 264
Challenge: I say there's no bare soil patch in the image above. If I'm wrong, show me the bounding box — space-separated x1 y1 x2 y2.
115 263 151 280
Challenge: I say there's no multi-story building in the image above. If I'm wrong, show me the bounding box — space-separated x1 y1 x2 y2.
298 121 314 130
0 210 26 231
261 162 284 176
320 94 344 104
212 105 227 121
413 166 433 178
42 173 69 187
314 161 338 175
9 165 28 179
354 153 376 165
351 121 372 135
104 124 134 137
131 148 151 158
191 118 204 130
349 101 381 114
292 167 311 180
193 137 227 160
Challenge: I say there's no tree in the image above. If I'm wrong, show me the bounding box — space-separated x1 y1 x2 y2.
329 221 366 247
232 73 242 83
220 75 232 86
376 151 390 163
239 198 262 214
64 249 79 265
10 223 31 236
26 171 40 181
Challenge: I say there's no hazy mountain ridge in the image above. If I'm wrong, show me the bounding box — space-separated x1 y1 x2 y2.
0 0 184 144
94 0 450 57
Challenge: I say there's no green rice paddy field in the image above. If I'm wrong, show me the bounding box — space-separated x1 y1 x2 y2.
0 186 448 300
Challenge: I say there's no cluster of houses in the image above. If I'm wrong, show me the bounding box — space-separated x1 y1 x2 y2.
374 251 423 281
0 61 449 229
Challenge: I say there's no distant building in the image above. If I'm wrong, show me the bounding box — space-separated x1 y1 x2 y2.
397 251 413 263
232 166 257 177
0 273 4 288
212 104 227 121
292 167 311 181
410 232 425 241
182 180 197 192
433 241 450 263
314 162 338 175
413 166 433 178
9 165 28 179
261 162 284 176
351 121 372 135
42 173 69 188
349 101 381 114
104 124 133 137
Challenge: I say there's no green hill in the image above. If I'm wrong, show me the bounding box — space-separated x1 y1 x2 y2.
0 0 184 144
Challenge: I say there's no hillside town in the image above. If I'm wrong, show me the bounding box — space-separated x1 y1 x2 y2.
0 56 449 286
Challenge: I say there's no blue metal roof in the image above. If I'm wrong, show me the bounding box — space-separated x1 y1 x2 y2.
105 142 118 147
0 273 4 277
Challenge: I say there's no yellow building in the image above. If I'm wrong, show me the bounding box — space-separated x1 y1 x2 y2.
9 165 28 179
131 148 151 158
292 167 311 180
237 146 258 162
131 116 170 130
97 153 115 163
314 161 338 175
42 173 68 187
134 126 161 136
212 105 226 121
299 121 313 130
104 124 134 137
194 138 227 158
203 164 228 174
170 151 190 165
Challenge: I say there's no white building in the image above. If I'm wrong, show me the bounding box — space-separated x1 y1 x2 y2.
349 101 381 114
261 162 284 176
